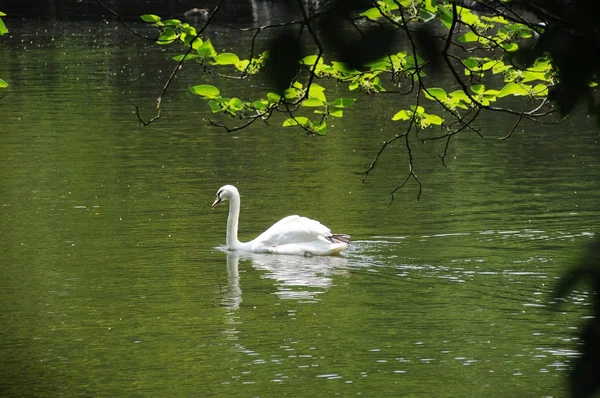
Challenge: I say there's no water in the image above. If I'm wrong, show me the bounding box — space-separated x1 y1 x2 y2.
2 19 600 397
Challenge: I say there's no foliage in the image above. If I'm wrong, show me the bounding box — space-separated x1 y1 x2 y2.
0 11 8 90
135 0 596 200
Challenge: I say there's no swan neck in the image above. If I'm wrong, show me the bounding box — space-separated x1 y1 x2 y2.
226 192 242 249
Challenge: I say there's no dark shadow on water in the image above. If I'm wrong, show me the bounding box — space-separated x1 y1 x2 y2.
553 237 600 398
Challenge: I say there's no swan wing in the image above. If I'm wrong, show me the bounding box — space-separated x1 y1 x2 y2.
252 215 332 247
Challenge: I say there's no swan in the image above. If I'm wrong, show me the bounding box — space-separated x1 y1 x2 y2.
212 185 350 256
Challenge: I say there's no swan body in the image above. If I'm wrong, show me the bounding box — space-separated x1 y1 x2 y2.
212 185 349 256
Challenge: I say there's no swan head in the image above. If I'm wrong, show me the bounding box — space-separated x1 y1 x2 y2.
212 185 239 207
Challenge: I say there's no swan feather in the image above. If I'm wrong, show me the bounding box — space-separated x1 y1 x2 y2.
213 185 349 256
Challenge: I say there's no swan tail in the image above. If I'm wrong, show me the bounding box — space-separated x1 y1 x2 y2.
328 234 351 244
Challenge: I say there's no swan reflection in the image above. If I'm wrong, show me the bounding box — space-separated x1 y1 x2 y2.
221 250 348 307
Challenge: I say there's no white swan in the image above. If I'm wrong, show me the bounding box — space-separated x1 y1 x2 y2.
212 185 350 256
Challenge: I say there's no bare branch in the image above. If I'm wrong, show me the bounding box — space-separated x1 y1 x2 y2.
95 0 158 42
127 0 226 126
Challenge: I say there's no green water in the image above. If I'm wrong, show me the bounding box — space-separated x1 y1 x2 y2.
2 20 600 397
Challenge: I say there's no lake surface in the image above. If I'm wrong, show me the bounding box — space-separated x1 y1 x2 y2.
2 19 600 397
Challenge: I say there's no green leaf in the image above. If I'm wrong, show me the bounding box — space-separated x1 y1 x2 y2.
172 54 200 62
372 77 385 92
228 98 244 111
501 42 519 52
471 84 485 94
283 117 309 127
284 88 299 99
300 55 322 66
182 25 197 36
252 100 268 110
360 7 383 20
308 84 327 102
215 53 240 65
0 78 8 88
292 81 303 89
329 108 343 118
235 59 250 72
439 6 454 29
449 90 471 102
425 114 444 125
424 88 447 101
208 99 225 113
141 14 161 23
0 11 6 17
462 57 478 70
302 98 324 107
157 27 177 43
163 19 181 26
190 84 221 98
184 36 204 51
521 70 549 83
0 18 7 35
197 39 217 57
314 121 327 136
459 31 480 43
392 110 412 121
267 92 281 103
497 82 530 98
330 98 356 108
331 62 359 75
492 62 512 74
531 84 548 96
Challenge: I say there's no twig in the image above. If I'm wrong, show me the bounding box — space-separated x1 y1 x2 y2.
127 0 226 126
95 0 158 42
499 113 523 140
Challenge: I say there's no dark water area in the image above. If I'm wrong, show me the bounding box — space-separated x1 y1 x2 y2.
1 0 312 24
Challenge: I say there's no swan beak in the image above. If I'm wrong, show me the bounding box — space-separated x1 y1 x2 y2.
212 197 222 208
